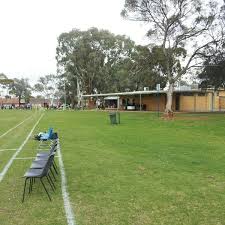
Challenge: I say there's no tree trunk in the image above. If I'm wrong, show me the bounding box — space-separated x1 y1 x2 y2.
19 96 21 107
165 83 174 117
71 97 76 109
77 78 82 108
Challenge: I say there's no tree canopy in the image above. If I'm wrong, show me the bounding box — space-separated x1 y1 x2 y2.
8 78 31 104
198 52 225 89
34 74 58 99
0 73 13 85
56 28 135 93
56 27 165 107
122 0 225 113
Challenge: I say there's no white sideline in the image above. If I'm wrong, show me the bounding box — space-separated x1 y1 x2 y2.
0 115 33 139
0 114 44 182
14 156 59 160
0 149 17 152
15 157 36 160
57 140 76 225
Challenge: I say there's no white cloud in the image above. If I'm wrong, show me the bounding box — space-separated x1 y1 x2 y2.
0 0 149 84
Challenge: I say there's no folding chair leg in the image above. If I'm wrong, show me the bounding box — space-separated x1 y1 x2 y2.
53 160 58 169
46 176 55 192
40 178 52 201
22 178 28 203
29 178 32 194
48 174 56 190
52 162 58 175
30 178 34 193
50 168 57 181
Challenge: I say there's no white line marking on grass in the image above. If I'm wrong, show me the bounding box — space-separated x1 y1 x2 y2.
0 114 44 182
57 139 76 225
0 149 17 152
0 115 33 139
14 156 59 160
15 157 36 160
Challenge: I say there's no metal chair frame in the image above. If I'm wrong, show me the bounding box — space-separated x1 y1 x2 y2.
22 154 55 202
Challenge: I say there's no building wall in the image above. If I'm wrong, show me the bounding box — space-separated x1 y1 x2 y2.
85 90 225 112
120 95 166 111
180 96 195 111
139 95 166 111
196 96 208 112
207 93 214 111
121 94 213 112
218 90 225 96
179 93 212 112
213 91 225 111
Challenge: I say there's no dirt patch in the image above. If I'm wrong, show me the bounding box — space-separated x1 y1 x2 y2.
160 115 209 121
174 116 209 121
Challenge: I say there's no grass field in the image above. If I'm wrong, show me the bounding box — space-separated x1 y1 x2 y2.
1 110 225 225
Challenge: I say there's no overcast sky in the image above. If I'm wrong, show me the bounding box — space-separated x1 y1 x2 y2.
0 0 148 84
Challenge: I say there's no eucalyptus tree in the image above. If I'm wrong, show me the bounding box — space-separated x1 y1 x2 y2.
0 73 13 85
122 0 225 114
0 73 13 97
198 51 225 89
34 74 59 104
56 27 136 106
8 78 31 105
124 45 167 91
0 73 7 81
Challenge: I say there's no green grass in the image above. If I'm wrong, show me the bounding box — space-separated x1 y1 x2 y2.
1 110 225 224
0 110 33 135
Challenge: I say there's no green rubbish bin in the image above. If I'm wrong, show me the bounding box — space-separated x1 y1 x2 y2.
109 112 117 125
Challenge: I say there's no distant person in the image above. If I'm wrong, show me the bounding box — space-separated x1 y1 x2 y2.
96 99 101 109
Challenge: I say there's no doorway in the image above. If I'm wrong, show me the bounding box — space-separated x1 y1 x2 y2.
175 94 180 111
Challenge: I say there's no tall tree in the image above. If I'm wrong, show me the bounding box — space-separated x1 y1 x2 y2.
56 28 137 106
34 74 59 104
198 51 225 89
122 0 225 114
9 78 31 105
0 73 13 85
125 45 167 91
0 73 13 97
0 73 7 80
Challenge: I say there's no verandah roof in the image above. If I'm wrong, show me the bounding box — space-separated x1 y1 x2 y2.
82 89 208 98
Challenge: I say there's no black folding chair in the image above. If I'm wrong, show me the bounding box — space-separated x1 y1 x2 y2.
30 158 57 185
37 137 58 151
22 154 55 202
35 141 59 176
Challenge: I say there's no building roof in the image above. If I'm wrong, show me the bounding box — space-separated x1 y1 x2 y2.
104 96 120 100
82 89 209 98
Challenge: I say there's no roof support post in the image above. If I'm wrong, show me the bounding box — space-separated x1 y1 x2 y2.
212 92 214 112
139 94 142 111
194 93 197 112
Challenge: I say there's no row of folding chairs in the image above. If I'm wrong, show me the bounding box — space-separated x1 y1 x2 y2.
22 139 59 202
